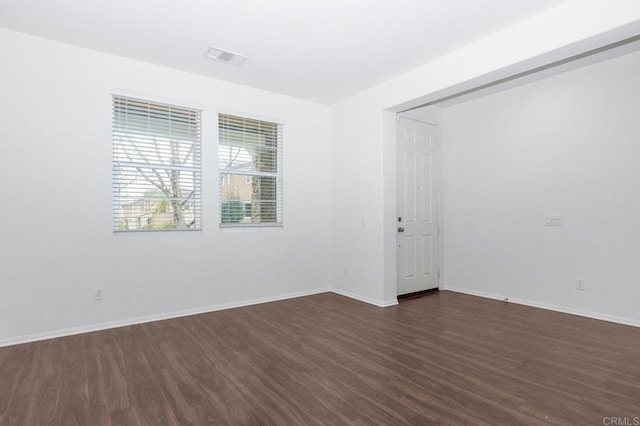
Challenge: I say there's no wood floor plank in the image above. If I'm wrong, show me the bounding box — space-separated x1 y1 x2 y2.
1 291 639 425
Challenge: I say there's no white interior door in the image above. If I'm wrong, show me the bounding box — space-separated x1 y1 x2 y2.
397 116 439 295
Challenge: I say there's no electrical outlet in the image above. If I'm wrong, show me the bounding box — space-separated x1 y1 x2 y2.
344 267 349 277
576 279 586 291
94 287 104 301
544 215 562 226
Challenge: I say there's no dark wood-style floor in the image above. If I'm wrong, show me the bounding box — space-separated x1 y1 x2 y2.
1 291 639 425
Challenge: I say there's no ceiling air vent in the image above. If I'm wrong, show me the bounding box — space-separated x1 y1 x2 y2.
204 46 248 66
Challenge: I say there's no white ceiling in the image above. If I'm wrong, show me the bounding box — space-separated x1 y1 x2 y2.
0 0 569 104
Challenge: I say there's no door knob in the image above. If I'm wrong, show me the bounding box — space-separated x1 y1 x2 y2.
397 227 405 232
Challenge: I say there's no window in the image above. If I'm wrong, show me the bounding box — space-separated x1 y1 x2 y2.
112 95 202 231
218 113 282 227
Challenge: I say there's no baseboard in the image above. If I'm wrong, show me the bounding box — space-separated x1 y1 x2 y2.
330 288 398 308
0 287 331 348
444 286 640 328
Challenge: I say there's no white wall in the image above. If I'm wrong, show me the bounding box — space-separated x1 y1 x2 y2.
0 28 331 344
330 1 640 307
442 48 640 326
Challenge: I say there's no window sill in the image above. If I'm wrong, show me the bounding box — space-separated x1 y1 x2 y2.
219 223 283 231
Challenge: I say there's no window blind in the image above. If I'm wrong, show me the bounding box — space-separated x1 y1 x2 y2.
112 96 202 231
218 113 283 227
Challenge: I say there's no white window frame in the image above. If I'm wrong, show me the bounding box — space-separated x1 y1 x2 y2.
218 111 283 228
112 93 202 232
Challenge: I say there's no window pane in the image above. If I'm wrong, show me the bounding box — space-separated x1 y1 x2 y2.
115 166 198 230
220 174 279 224
218 136 277 173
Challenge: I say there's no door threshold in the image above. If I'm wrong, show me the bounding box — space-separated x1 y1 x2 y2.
397 288 439 301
